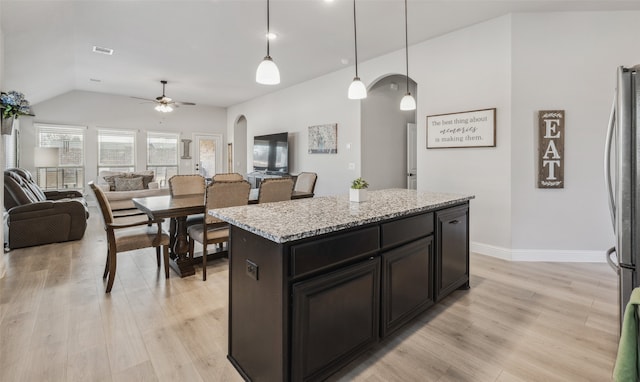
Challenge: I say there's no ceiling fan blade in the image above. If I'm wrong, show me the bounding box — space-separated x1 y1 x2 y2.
175 101 196 106
131 96 157 102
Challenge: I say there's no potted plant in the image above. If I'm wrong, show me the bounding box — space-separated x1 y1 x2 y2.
350 177 369 202
1 91 32 135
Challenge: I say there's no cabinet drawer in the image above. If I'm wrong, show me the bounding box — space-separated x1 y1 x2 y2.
291 226 379 278
381 213 433 249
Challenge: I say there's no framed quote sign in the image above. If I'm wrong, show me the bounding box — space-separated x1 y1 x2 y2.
538 110 565 188
426 108 496 148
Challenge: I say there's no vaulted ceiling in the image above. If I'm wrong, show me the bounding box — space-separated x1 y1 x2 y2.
3 1 640 108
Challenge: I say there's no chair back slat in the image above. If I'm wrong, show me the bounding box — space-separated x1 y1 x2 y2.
89 181 114 226
205 180 251 224
169 174 206 196
294 172 317 193
212 173 243 182
258 178 294 204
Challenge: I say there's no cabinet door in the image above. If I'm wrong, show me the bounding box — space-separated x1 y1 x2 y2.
291 257 380 382
381 236 434 338
435 205 469 301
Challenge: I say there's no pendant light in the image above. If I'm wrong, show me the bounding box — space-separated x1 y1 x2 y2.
400 0 416 111
347 0 366 99
256 0 280 85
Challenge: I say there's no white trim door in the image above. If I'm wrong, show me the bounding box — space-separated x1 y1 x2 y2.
194 133 223 178
407 123 417 189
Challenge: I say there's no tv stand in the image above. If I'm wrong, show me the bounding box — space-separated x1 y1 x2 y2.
247 172 290 189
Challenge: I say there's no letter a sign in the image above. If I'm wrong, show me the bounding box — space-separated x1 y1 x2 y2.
538 110 565 188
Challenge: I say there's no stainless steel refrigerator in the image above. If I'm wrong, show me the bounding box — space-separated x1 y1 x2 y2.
605 65 640 329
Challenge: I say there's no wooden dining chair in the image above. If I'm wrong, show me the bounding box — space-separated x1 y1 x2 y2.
258 178 294 203
212 172 244 182
187 180 251 281
89 181 170 293
168 174 206 253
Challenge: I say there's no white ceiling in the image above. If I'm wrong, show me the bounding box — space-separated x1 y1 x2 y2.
3 0 640 108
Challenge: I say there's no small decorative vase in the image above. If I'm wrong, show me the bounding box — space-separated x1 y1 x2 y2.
1 116 14 135
349 188 368 203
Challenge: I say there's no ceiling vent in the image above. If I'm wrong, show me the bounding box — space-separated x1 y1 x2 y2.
92 46 114 55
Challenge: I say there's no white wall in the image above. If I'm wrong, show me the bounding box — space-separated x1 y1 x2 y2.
227 69 363 197
0 2 6 278
22 90 227 197
416 16 513 251
227 11 640 262
361 74 416 190
510 11 640 258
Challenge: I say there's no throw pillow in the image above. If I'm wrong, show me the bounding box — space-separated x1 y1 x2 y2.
114 176 144 192
103 174 124 191
130 172 155 189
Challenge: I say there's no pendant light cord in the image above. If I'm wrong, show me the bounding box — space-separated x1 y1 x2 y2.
404 0 409 92
267 0 271 57
353 0 359 77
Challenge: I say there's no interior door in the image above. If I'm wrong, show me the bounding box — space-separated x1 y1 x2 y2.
194 134 223 178
407 123 417 189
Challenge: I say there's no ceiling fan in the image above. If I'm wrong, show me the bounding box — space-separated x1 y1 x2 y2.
133 80 196 113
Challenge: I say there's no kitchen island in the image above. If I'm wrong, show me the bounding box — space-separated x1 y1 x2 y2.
210 189 474 382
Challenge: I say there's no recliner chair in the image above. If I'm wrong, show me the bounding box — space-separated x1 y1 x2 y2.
4 168 88 249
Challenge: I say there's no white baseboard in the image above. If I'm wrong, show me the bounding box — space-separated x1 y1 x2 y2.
471 241 606 263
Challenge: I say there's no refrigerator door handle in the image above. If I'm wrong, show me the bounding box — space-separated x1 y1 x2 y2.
604 94 617 231
606 246 619 274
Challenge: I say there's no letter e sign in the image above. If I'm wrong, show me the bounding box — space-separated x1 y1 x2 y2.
538 110 565 188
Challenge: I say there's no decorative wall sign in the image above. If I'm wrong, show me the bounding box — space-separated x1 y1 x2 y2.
427 108 496 148
308 123 338 154
538 110 565 188
181 139 192 159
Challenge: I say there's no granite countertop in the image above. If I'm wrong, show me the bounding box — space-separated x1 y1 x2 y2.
209 189 474 243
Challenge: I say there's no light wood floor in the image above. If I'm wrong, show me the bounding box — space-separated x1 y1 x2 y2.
0 207 619 381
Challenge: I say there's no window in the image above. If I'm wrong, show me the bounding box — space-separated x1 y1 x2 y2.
147 131 179 185
36 124 85 190
98 129 135 173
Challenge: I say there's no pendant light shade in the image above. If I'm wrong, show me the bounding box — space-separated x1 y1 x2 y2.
256 0 280 85
400 93 416 111
348 0 366 99
401 0 416 110
256 56 280 85
348 77 367 100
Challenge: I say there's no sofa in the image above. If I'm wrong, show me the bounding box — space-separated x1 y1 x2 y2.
4 168 89 249
94 170 169 211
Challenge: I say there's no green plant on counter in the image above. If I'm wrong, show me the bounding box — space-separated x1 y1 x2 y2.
351 177 369 189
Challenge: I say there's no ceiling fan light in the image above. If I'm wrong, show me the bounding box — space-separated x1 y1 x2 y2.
155 104 173 113
256 56 280 85
348 77 367 99
400 93 416 111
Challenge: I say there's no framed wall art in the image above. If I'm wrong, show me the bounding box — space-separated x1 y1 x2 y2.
308 123 338 154
537 110 565 189
426 108 496 149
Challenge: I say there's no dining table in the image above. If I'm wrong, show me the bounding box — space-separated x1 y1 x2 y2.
132 189 314 277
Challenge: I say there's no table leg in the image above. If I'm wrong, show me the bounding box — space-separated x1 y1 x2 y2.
169 218 177 260
168 215 196 277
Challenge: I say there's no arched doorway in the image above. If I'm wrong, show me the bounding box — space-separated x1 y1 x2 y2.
361 74 417 189
234 115 248 175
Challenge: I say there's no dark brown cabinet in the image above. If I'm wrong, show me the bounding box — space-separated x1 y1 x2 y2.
435 205 470 301
227 201 470 382
381 236 434 338
291 257 380 382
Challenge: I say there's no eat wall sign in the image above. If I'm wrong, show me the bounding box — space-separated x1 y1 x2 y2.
538 110 565 189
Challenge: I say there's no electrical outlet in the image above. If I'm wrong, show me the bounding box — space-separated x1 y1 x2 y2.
246 259 259 280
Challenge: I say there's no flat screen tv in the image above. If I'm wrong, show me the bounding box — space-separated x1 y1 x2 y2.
253 132 289 174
